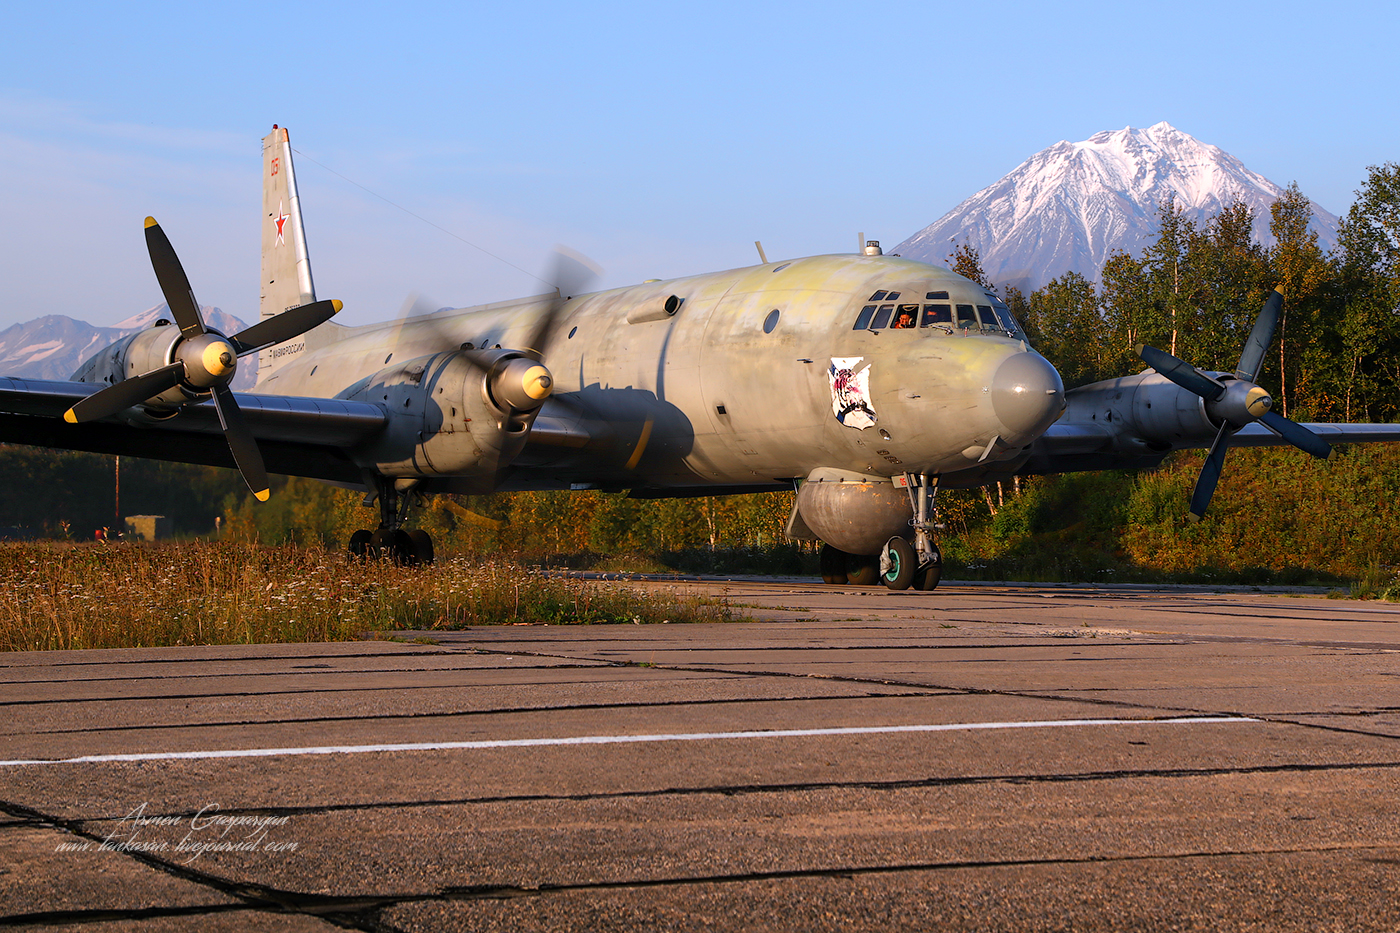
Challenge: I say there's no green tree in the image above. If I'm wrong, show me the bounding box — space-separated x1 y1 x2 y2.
1000 284 1032 333
1186 199 1271 370
1334 163 1400 421
1100 248 1152 375
1267 182 1334 417
1102 196 1272 379
1024 271 1109 387
1140 194 1194 358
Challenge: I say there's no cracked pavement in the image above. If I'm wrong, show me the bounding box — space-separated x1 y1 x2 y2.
2 579 1399 930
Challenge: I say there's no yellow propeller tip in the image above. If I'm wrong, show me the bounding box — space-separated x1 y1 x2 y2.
1273 285 1286 297
254 489 271 502
331 299 343 313
62 409 78 424
1187 512 1203 524
143 216 158 228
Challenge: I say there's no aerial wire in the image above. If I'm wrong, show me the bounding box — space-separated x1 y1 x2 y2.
289 147 556 290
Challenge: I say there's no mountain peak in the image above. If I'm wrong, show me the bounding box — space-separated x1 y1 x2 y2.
893 124 1338 293
0 305 252 386
112 303 246 336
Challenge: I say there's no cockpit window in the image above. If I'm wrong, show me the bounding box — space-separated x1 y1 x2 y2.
989 297 1018 333
890 304 919 328
922 303 952 327
854 290 1012 335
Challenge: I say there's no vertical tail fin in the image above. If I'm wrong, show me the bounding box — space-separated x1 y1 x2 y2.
258 125 316 384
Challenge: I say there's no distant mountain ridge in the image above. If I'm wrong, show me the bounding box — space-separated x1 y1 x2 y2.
893 122 1340 293
0 304 254 389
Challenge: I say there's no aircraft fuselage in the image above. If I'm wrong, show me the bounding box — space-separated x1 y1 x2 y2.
256 253 1065 493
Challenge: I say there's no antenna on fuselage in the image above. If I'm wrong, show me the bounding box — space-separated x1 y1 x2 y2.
754 241 768 264
857 231 864 254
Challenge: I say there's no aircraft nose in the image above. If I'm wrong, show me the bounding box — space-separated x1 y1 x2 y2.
990 351 1064 443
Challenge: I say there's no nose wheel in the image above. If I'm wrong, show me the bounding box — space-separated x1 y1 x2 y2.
819 537 940 591
879 536 941 591
881 537 916 589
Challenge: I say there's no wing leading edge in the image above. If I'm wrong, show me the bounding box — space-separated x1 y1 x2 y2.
0 377 386 486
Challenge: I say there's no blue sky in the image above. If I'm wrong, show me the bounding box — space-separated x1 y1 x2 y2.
2 1 1396 329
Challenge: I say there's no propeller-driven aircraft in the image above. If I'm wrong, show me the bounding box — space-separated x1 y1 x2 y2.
2 125 1398 589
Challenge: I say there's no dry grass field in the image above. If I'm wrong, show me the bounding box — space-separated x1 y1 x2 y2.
0 541 732 651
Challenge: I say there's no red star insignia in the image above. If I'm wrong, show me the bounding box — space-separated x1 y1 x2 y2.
274 201 290 245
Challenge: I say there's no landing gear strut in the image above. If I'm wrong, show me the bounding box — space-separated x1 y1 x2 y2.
880 472 941 591
347 476 434 565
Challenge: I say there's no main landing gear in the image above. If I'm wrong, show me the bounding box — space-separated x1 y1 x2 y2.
347 476 435 565
819 473 942 591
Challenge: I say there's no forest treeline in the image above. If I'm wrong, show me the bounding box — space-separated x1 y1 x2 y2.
2 163 1397 583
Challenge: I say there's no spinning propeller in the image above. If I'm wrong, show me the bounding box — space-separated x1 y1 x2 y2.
63 217 343 501
454 246 599 423
1136 288 1331 521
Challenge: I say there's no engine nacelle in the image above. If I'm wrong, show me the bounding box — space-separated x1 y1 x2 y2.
343 349 552 490
1062 370 1221 453
1128 373 1218 444
794 469 912 556
70 321 228 420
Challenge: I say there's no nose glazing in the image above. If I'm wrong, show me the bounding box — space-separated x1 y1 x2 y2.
990 351 1064 443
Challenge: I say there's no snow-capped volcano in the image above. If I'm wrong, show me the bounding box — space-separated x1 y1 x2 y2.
892 122 1339 292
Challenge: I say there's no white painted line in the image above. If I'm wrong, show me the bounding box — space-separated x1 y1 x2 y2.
0 716 1256 767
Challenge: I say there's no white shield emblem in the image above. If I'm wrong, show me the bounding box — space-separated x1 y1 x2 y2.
829 357 876 429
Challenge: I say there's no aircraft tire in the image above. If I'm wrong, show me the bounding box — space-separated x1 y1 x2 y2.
368 529 393 561
407 529 435 566
389 529 417 566
846 553 880 586
348 529 373 560
913 562 941 591
819 543 848 585
881 537 916 591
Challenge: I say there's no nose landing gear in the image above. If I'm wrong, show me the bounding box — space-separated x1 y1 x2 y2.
818 473 942 591
881 535 940 591
879 472 941 591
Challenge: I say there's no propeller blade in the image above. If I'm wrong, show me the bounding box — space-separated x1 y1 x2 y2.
523 246 600 362
1137 344 1226 401
1189 424 1233 522
63 362 185 424
143 218 206 339
210 383 271 501
229 299 343 355
1235 289 1283 383
1259 410 1333 460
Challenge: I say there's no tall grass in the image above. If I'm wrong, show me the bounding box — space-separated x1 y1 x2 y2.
0 541 733 652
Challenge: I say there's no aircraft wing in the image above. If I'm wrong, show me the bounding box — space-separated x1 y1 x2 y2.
0 377 386 486
1024 419 1400 475
1227 422 1400 447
